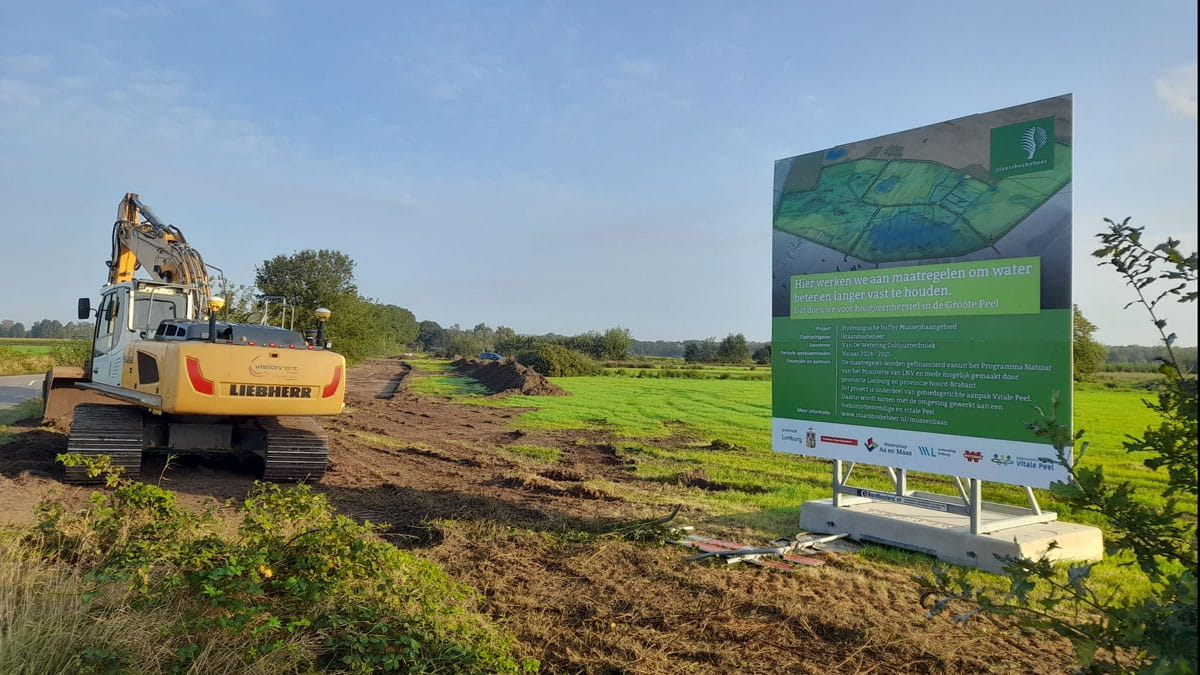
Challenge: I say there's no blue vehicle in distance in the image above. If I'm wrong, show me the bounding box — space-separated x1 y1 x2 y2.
478 352 503 361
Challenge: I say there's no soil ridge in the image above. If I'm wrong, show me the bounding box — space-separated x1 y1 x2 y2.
451 358 568 396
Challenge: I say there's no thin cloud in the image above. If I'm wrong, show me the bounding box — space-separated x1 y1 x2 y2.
1155 64 1197 119
98 2 174 20
1 54 52 75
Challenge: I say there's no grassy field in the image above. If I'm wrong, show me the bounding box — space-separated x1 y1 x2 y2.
0 338 68 348
426 367 1191 520
0 338 88 376
416 361 1191 600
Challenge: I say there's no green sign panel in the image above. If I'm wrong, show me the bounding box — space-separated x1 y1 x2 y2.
790 258 1041 319
772 96 1073 489
991 116 1056 177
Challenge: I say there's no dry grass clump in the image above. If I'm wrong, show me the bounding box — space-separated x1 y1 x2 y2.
498 472 618 501
0 532 310 674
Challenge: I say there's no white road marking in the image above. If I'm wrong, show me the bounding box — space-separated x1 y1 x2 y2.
28 379 37 386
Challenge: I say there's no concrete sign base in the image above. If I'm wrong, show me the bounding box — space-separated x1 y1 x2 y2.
799 496 1103 575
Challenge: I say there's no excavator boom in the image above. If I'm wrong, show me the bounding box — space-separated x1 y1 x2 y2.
110 192 212 315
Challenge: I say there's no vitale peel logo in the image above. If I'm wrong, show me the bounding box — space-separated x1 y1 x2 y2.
991 116 1055 178
991 453 1014 466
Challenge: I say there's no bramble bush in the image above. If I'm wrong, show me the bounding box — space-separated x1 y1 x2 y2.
30 455 535 673
917 218 1197 673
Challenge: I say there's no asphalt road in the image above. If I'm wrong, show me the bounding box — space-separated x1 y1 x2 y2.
0 373 43 410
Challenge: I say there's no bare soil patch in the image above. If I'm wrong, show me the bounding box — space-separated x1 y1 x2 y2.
0 358 1076 673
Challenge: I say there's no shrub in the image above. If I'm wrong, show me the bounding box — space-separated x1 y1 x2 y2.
918 218 1197 673
29 457 535 674
49 339 92 369
516 344 599 377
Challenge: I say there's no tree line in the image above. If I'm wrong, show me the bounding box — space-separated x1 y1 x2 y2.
0 320 92 339
412 322 634 362
7 250 1190 375
630 338 768 360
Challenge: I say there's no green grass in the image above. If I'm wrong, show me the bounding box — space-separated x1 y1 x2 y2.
405 359 493 397
0 345 52 354
503 445 562 462
1090 371 1166 386
408 374 492 397
0 338 89 375
509 377 772 449
422 363 1190 531
600 363 772 381
0 399 43 444
350 430 408 448
0 338 72 347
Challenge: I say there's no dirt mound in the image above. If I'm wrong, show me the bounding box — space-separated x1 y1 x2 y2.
451 358 568 396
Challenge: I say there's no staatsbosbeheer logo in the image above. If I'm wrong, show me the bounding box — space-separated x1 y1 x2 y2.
991 116 1055 178
864 438 879 452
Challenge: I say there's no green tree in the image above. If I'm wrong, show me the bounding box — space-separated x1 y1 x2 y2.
64 321 93 340
752 343 771 365
717 333 750 363
683 339 718 363
29 319 66 338
1073 305 1108 381
440 331 486 359
599 327 633 360
255 249 358 314
919 218 1198 673
371 303 419 347
495 331 539 356
211 280 260 324
416 321 448 353
321 296 389 363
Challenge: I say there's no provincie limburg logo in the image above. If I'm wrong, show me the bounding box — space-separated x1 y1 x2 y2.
991 116 1055 178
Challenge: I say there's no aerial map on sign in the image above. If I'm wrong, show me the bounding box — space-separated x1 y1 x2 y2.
773 142 1071 263
771 99 1073 317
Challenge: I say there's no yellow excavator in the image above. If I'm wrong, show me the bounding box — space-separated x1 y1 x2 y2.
43 193 345 483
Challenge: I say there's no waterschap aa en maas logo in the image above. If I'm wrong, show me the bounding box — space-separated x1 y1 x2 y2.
990 116 1055 178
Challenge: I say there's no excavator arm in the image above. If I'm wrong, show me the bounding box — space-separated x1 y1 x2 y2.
110 192 213 314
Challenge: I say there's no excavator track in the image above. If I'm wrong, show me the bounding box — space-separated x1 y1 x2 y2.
257 416 329 482
64 403 145 483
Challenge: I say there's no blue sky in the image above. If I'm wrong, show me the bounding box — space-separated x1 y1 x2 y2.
1 1 1195 346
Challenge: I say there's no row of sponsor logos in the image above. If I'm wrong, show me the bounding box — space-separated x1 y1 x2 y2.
797 427 1056 471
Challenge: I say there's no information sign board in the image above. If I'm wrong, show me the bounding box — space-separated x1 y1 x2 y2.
771 96 1073 488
